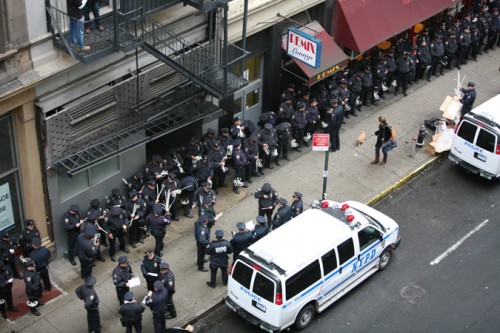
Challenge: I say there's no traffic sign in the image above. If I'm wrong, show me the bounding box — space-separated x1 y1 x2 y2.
312 133 330 151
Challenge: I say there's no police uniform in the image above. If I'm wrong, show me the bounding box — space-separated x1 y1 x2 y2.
277 97 294 124
162 173 182 221
252 216 269 243
75 276 101 333
87 199 108 247
190 156 214 186
194 215 210 271
126 171 145 193
199 196 218 229
291 103 308 150
0 231 21 279
254 183 279 223
140 250 162 291
305 98 321 136
23 261 43 316
113 256 134 305
456 27 472 68
141 180 158 214
19 220 41 259
207 141 227 191
360 67 375 106
243 135 260 180
231 139 248 194
106 188 126 210
146 280 168 333
119 291 145 333
145 205 170 257
273 122 291 166
206 230 233 287
158 262 177 319
125 191 147 246
329 101 344 152
272 198 292 230
460 82 477 120
416 41 431 81
395 53 413 95
144 154 165 183
201 128 217 155
229 224 252 262
164 148 185 176
105 206 130 261
179 175 198 218
0 259 16 314
180 138 204 175
29 238 51 291
230 117 246 140
430 37 445 78
63 204 81 266
445 32 458 69
74 226 98 280
291 192 304 218
256 124 277 170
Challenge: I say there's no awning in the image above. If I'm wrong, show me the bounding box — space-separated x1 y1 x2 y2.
333 0 458 54
282 21 349 86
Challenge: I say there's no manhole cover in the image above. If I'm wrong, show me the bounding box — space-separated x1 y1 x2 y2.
401 284 427 304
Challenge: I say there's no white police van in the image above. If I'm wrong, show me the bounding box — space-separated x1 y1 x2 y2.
226 200 401 332
449 94 500 180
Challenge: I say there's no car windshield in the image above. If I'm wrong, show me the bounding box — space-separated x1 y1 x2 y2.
350 207 386 233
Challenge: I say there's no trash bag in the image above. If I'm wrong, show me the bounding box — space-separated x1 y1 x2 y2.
424 117 440 131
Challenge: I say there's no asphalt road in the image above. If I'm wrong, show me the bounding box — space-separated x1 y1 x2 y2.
194 156 500 333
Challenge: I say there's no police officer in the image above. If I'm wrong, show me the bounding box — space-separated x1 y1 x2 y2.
254 183 279 223
200 195 221 229
87 198 108 247
274 122 292 166
207 141 227 192
63 203 82 266
106 188 126 210
119 291 145 333
257 123 277 170
305 97 321 136
145 280 168 333
229 116 246 140
75 276 101 333
230 223 252 262
291 192 304 218
0 231 21 280
191 181 216 216
456 25 472 69
162 173 182 221
416 39 431 81
23 260 43 316
164 147 185 176
252 216 269 242
145 204 170 257
430 35 445 78
201 128 217 154
125 190 147 247
460 82 477 120
360 66 375 107
348 73 363 113
83 211 106 263
243 135 260 181
19 219 41 260
190 156 213 187
29 238 51 291
231 139 248 194
373 58 387 102
395 51 412 96
217 128 233 155
105 206 130 262
158 262 177 319
179 175 198 218
206 229 233 287
194 215 210 272
280 83 296 103
277 95 294 124
445 31 459 69
0 259 17 316
272 198 292 230
142 179 159 215
113 256 134 305
291 102 308 151
484 7 499 53
144 154 166 183
74 225 99 280
141 249 162 291
180 137 204 175
126 171 145 193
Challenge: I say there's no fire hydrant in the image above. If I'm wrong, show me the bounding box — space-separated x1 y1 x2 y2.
416 125 427 147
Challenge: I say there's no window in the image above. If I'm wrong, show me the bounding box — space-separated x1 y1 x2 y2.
0 114 16 173
253 272 275 303
90 157 119 184
246 89 259 109
321 248 338 275
285 260 321 299
457 121 477 143
337 238 355 266
476 129 496 153
358 227 381 251
232 261 253 289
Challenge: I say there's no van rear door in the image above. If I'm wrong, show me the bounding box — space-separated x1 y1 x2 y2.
228 260 281 329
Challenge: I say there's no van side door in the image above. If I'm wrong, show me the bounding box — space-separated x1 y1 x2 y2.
354 226 383 275
319 248 341 303
336 237 357 286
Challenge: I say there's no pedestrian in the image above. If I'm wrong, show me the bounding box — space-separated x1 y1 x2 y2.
119 291 145 333
231 138 248 194
254 183 279 223
194 215 210 272
460 82 477 120
0 259 18 318
158 262 177 319
125 191 147 248
113 256 134 305
83 0 103 34
63 203 82 266
272 198 292 230
74 225 99 280
75 276 101 333
252 216 269 243
29 238 51 291
23 260 44 316
0 230 22 279
291 192 304 218
19 219 41 260
145 280 169 333
371 116 395 166
229 223 252 262
206 229 233 288
141 249 162 291
67 0 90 52
105 206 130 262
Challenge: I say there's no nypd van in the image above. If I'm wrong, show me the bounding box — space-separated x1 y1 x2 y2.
449 94 500 180
225 200 401 332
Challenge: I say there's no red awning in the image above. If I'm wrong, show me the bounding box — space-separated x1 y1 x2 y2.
333 0 458 54
282 21 349 86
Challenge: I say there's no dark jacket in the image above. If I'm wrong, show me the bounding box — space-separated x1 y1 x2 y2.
75 284 100 309
146 285 168 315
67 0 84 19
206 239 233 266
272 205 292 229
119 301 145 323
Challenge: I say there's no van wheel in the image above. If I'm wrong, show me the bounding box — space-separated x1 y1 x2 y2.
379 248 393 271
294 304 315 330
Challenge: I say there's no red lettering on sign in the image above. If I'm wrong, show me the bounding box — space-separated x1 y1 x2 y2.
289 33 316 54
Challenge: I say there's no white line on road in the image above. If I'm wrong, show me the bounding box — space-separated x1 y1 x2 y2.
430 219 490 266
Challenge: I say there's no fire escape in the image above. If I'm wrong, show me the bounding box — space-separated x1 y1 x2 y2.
45 0 249 176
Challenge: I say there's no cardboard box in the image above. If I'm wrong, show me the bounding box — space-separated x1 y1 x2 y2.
425 142 437 155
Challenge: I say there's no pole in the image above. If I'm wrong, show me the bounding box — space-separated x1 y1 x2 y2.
322 150 329 200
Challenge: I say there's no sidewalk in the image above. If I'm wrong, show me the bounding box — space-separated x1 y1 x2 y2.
2 49 499 332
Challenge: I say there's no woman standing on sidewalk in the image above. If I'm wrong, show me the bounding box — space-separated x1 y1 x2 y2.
371 116 395 165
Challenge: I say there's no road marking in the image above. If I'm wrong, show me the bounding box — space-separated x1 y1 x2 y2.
430 219 490 266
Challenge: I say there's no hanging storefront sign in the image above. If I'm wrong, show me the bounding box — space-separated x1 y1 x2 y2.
0 182 15 231
286 27 322 69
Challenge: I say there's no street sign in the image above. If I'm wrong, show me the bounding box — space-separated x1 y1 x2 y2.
312 133 330 151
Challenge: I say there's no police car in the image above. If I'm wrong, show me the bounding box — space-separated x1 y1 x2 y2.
226 199 401 332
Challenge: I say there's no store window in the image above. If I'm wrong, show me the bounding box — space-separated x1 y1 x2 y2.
0 114 23 234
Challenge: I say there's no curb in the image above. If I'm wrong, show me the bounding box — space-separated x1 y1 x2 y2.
175 292 227 328
366 154 442 206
